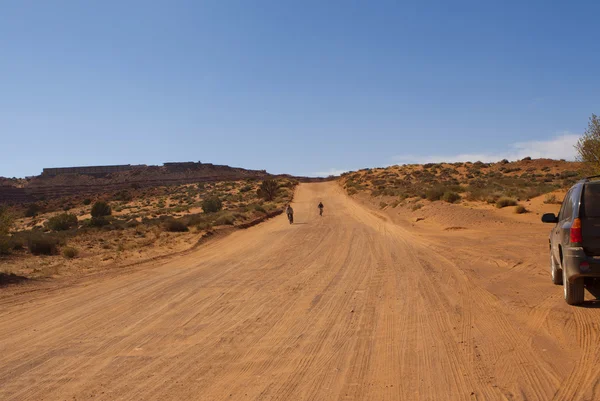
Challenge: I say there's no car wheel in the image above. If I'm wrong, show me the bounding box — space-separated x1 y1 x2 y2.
563 267 585 305
551 253 563 285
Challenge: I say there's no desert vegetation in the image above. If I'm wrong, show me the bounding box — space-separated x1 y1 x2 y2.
342 159 580 210
0 178 297 280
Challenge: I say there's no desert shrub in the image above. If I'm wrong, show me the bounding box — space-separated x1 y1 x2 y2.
522 156 532 161
62 246 79 259
180 214 207 227
426 187 445 201
164 219 189 232
202 197 223 213
496 197 518 208
499 159 509 164
91 201 112 218
83 198 92 205
27 232 59 255
7 232 27 251
257 179 279 201
515 205 527 214
379 201 388 209
544 194 558 204
196 222 213 231
25 203 41 217
442 191 461 204
280 180 299 188
412 203 423 211
0 207 13 235
240 185 253 193
253 204 267 214
214 213 235 226
46 213 78 231
113 190 133 202
90 217 110 227
0 235 11 255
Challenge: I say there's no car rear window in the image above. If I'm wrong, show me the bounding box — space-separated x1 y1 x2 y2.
583 183 600 217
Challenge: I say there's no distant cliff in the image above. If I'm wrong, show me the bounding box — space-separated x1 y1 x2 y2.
1 162 271 203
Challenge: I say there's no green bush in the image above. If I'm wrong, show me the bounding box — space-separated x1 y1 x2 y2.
202 197 223 213
442 191 461 204
46 213 78 231
515 205 527 214
91 201 111 218
164 219 188 232
496 197 518 208
62 246 79 259
83 198 92 205
27 232 59 255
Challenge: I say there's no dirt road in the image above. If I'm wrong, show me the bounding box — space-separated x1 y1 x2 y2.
2 182 600 400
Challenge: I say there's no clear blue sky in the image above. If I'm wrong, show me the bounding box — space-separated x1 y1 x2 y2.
1 1 599 178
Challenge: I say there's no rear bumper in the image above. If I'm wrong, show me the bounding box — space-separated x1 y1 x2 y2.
563 247 600 281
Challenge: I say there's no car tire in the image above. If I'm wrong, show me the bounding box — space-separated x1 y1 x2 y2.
563 267 585 305
551 253 563 285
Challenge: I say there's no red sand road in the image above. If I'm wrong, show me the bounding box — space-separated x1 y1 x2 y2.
2 182 600 400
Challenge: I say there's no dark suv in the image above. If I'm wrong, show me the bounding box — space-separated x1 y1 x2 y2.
542 177 600 305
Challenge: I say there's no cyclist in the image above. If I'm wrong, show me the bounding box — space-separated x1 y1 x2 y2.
286 204 294 224
318 202 324 216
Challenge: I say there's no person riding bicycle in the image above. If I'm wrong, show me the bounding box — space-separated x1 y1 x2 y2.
286 204 294 224
318 202 324 216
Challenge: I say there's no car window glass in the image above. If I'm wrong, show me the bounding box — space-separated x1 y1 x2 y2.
559 190 571 221
564 193 574 220
583 183 600 218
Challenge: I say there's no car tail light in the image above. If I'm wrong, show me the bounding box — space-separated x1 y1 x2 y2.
570 218 582 244
581 261 590 270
